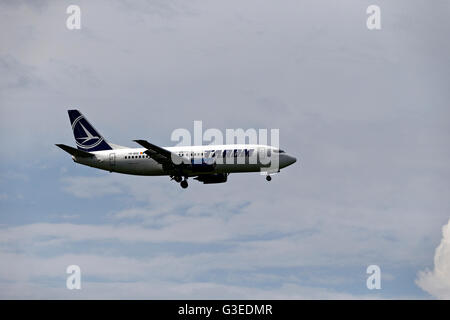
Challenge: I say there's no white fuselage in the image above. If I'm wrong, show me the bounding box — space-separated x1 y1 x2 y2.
73 144 297 177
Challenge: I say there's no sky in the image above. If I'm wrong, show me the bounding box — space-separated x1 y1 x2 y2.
0 0 449 299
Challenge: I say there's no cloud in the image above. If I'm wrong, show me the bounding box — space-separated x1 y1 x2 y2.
416 218 450 299
61 176 125 198
0 278 377 300
0 55 44 91
0 221 232 245
0 248 383 299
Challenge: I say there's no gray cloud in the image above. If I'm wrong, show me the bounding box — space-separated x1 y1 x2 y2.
0 55 44 90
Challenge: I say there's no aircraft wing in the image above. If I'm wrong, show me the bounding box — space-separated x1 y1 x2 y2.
133 139 186 167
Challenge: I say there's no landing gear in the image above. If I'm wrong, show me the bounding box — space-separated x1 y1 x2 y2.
171 174 188 189
266 175 272 182
180 179 188 189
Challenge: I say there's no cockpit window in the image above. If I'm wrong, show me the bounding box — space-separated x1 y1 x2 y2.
274 149 285 153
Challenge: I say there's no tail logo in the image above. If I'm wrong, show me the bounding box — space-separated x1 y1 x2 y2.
71 115 104 149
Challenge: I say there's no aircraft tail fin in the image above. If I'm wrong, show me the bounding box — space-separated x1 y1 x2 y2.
68 110 113 152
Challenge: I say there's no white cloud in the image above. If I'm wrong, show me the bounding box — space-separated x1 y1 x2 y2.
61 176 125 198
0 249 380 299
0 222 232 244
58 172 445 265
0 279 377 300
416 218 450 299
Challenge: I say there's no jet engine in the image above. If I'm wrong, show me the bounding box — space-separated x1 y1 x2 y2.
194 173 228 184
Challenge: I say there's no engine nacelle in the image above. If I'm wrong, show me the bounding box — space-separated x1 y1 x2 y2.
194 173 228 184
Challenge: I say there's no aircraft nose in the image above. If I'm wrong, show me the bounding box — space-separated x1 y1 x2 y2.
279 153 297 168
286 154 297 166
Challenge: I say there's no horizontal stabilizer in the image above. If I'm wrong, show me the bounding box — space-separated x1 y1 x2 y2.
56 144 94 158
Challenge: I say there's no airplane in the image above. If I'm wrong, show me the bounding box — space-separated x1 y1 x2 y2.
56 110 297 189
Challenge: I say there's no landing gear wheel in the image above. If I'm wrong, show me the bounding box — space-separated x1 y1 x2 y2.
174 176 182 183
266 175 272 182
180 180 188 189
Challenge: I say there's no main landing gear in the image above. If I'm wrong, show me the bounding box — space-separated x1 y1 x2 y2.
170 175 188 188
180 179 188 189
266 175 272 182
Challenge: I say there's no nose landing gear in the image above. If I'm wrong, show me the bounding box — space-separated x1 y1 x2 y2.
266 175 272 182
